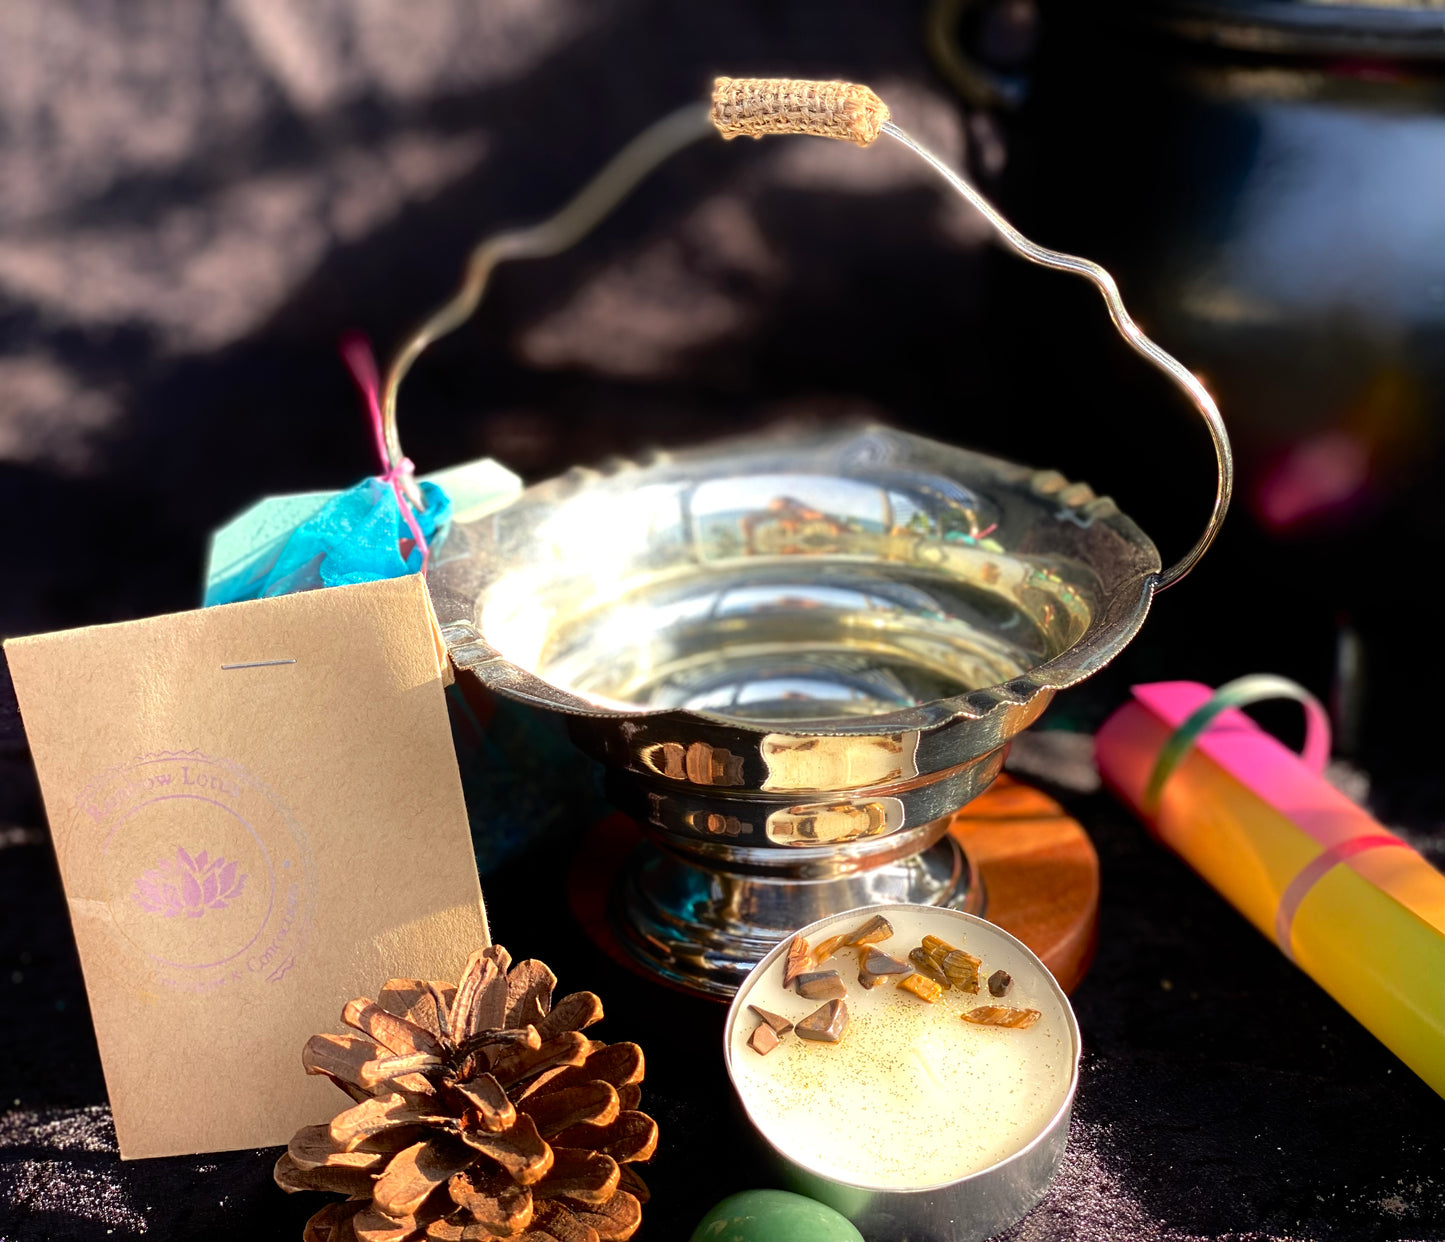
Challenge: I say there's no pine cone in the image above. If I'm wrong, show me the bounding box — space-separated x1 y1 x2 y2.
275 945 656 1242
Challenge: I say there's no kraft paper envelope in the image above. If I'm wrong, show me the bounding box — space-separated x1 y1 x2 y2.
4 574 488 1159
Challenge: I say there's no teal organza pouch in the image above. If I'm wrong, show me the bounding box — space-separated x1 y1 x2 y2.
204 476 451 606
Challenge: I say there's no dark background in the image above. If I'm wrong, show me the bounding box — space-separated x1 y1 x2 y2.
1 2 1441 1239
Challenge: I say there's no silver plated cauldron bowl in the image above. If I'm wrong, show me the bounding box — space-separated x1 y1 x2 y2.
428 423 1169 995
403 84 1231 996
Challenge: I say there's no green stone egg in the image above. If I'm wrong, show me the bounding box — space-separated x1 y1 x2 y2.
690 1189 865 1242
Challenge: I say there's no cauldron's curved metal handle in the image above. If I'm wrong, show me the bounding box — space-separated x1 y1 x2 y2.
881 120 1231 591
383 82 1231 592
379 103 716 474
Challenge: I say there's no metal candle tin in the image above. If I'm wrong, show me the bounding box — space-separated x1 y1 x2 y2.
723 904 1081 1242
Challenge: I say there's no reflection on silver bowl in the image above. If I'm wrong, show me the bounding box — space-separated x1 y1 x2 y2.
428 424 1160 995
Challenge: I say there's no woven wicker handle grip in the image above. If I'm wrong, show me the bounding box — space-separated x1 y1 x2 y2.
711 76 890 147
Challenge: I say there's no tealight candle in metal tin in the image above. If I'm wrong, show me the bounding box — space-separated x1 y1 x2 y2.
724 904 1080 1241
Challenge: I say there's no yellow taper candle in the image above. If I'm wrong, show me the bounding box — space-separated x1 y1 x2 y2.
1097 680 1444 1097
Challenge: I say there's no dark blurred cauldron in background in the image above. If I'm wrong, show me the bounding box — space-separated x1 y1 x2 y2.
957 1 1443 794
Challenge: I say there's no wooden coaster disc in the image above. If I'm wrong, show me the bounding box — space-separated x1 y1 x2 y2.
569 773 1099 998
947 774 1099 994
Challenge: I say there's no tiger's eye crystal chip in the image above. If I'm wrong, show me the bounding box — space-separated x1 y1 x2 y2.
857 947 911 989
795 999 848 1043
845 914 894 948
907 948 951 989
810 934 851 966
748 1005 794 1036
961 1005 1041 1029
748 1021 781 1055
941 950 981 994
897 973 944 1003
920 935 957 960
794 970 847 1001
783 935 811 987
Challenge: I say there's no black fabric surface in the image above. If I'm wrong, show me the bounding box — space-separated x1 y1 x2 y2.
3 768 1443 1242
1 3 1442 1239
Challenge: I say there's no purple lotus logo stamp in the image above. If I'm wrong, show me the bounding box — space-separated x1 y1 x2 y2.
132 847 249 919
75 751 315 994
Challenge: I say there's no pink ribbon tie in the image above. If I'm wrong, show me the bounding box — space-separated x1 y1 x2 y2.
341 332 430 574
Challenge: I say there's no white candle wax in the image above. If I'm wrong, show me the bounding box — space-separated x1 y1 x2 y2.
726 905 1077 1191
